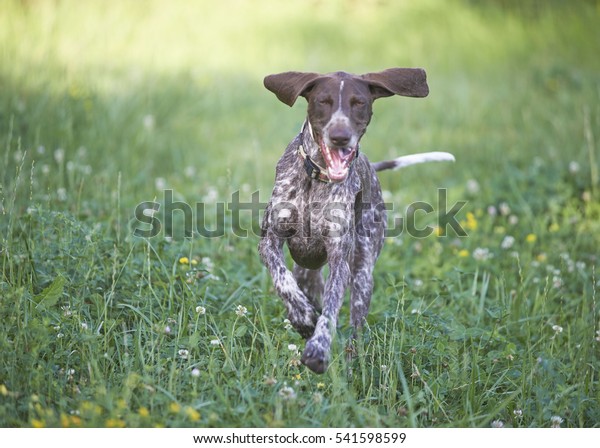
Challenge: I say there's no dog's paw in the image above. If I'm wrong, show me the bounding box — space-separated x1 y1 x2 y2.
301 340 329 374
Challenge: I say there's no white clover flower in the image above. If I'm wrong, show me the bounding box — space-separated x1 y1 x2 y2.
513 409 523 417
155 177 166 190
191 368 201 377
202 257 214 272
143 114 155 130
80 322 88 330
54 148 65 164
473 247 493 262
552 276 562 289
164 325 172 335
501 235 515 250
283 319 293 330
195 306 206 315
178 349 189 360
491 420 504 428
210 338 220 346
466 179 480 195
287 344 297 352
552 324 563 334
278 385 296 401
235 305 248 317
487 205 498 217
184 166 196 178
203 188 218 203
550 416 564 428
569 161 580 174
498 202 511 216
57 188 67 202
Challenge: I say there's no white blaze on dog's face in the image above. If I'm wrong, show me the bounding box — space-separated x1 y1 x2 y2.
305 74 373 182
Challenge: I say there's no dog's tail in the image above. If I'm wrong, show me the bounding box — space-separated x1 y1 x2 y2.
371 151 455 172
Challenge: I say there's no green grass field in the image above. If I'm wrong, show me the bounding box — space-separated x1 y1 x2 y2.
1 0 599 428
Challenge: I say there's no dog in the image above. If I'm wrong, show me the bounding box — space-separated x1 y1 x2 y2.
259 68 454 373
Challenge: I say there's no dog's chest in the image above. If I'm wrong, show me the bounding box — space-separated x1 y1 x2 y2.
268 169 359 269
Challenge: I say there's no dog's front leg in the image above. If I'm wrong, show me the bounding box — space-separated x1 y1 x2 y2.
258 231 319 339
301 251 351 374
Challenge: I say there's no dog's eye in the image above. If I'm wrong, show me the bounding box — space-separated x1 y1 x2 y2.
351 97 366 107
317 97 333 106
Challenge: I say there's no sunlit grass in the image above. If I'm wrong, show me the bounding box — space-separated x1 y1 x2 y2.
1 0 599 428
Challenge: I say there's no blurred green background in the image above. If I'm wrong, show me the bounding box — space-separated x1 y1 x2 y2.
2 0 599 208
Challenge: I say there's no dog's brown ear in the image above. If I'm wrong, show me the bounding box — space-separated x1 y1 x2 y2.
362 68 429 99
264 72 322 107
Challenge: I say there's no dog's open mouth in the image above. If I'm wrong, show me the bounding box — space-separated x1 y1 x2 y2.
319 140 357 182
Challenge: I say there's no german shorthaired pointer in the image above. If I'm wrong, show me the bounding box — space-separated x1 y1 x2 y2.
259 68 454 373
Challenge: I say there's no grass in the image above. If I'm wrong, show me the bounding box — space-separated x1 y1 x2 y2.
1 0 599 428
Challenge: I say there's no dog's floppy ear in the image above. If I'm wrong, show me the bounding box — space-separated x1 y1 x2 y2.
264 71 322 107
361 68 429 99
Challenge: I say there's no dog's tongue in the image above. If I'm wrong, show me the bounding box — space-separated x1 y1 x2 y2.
327 149 349 180
322 144 355 182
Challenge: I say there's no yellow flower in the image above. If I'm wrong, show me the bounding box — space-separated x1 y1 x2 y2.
292 373 302 381
536 253 547 262
433 226 445 237
70 416 82 427
105 418 126 428
526 234 537 244
138 406 150 418
316 382 325 389
549 223 560 232
31 419 45 428
60 413 70 428
465 212 478 231
169 402 181 414
185 406 201 422
0 384 8 396
191 259 199 266
458 249 470 258
179 257 189 265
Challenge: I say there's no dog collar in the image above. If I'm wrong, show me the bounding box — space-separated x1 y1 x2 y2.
298 145 331 183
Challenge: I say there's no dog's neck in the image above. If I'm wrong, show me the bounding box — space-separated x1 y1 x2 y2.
300 120 322 162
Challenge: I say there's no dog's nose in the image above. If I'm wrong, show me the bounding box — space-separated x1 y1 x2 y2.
328 128 352 147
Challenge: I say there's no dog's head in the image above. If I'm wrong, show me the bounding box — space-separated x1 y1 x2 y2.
264 68 429 182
